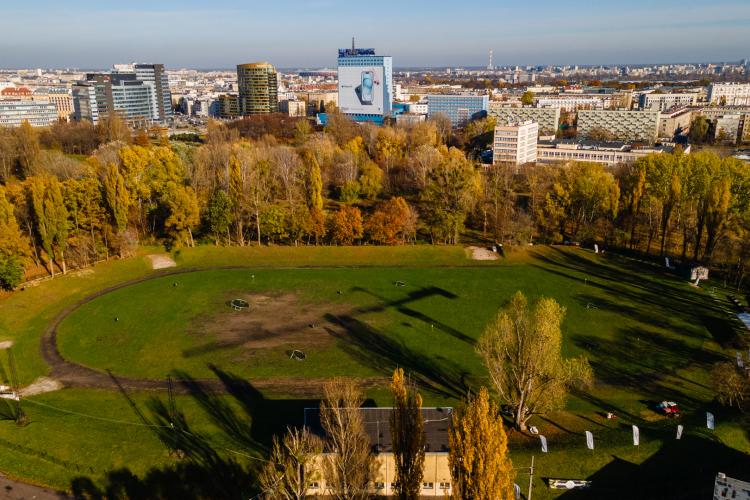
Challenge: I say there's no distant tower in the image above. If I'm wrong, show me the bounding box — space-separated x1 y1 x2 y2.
352 37 356 52
487 49 494 71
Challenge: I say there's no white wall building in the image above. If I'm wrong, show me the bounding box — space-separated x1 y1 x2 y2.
713 473 750 500
493 120 539 165
709 83 750 106
0 100 58 127
578 109 661 143
639 92 697 111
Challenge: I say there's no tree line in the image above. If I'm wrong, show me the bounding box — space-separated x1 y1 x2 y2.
0 114 748 289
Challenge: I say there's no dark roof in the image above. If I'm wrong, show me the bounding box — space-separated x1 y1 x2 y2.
304 407 453 453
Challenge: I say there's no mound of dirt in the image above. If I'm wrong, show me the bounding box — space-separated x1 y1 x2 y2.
466 246 499 261
147 254 176 269
184 293 350 356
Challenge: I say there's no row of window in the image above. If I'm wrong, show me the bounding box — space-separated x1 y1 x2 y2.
308 481 451 491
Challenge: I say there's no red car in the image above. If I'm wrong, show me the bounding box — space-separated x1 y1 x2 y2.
657 401 680 417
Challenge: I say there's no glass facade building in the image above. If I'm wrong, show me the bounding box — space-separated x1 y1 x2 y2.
337 46 393 124
427 94 489 127
237 62 279 116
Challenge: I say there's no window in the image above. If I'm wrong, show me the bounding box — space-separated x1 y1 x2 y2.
309 482 319 489
423 482 434 490
440 482 451 490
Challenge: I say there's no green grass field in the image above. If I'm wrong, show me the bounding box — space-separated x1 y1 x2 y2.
0 245 747 498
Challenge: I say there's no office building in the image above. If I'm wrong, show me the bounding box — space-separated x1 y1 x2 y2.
337 43 393 124
134 63 173 122
427 94 488 127
578 109 660 143
73 73 154 127
43 88 74 121
237 62 279 116
488 103 560 135
0 100 58 127
493 120 539 165
536 140 686 166
304 407 452 497
708 83 750 106
639 92 697 111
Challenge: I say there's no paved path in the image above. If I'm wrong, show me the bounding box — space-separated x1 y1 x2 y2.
0 474 69 500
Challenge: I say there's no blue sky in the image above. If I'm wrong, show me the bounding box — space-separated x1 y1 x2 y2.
1 0 749 69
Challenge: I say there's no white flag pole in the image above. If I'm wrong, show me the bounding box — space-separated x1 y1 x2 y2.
585 431 594 450
676 424 683 440
706 412 715 430
539 435 548 453
632 425 640 446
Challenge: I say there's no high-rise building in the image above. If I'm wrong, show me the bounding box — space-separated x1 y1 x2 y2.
73 72 154 127
426 94 488 127
337 41 393 124
493 121 539 165
134 63 173 123
237 62 279 116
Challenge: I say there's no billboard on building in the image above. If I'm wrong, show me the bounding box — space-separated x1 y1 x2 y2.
338 66 385 115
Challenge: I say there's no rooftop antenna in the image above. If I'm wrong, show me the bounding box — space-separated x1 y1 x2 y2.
488 49 494 70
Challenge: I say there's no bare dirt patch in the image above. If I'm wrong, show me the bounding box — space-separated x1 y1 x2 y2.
0 341 13 350
20 377 63 397
466 246 499 261
147 254 176 270
184 293 351 356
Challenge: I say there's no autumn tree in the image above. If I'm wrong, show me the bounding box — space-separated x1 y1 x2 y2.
30 176 69 275
711 362 748 411
259 426 323 500
228 154 245 245
0 185 29 289
390 368 425 500
477 291 593 430
420 147 480 244
319 378 373 500
689 115 710 144
163 185 200 247
103 163 130 233
366 197 417 245
15 120 41 178
449 387 514 500
206 190 233 245
330 205 363 245
521 91 535 106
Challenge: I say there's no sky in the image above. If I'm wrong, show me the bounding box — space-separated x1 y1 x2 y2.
1 0 749 69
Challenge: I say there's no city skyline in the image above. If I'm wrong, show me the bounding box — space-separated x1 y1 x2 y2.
1 0 749 69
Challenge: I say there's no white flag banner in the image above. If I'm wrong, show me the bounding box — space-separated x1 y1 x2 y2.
594 244 599 254
738 352 744 369
676 424 684 440
540 435 548 453
585 430 594 450
514 483 521 500
665 257 670 268
707 412 715 430
632 425 640 446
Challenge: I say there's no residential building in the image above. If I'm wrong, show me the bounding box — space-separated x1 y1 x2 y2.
0 100 57 127
488 103 560 135
237 62 279 115
426 94 488 127
714 114 742 143
709 83 750 106
297 91 338 115
713 473 750 500
639 92 697 111
303 407 453 497
406 102 428 115
493 120 539 165
699 106 750 143
577 109 660 143
279 99 307 117
537 140 687 166
0 87 33 99
217 94 240 119
337 44 393 124
395 113 426 125
44 88 74 121
658 107 692 139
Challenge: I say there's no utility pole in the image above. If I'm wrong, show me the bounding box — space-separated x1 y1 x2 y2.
527 455 535 500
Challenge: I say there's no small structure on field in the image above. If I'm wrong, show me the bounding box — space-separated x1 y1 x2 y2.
290 349 306 361
229 299 250 311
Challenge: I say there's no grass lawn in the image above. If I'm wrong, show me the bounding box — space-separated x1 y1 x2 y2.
0 244 747 497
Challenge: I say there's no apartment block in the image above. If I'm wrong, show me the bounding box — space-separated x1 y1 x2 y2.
709 83 750 106
639 92 697 111
577 109 660 143
493 120 539 165
488 103 560 134
0 100 58 127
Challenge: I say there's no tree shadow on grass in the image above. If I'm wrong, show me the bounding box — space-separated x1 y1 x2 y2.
325 312 472 399
554 434 750 500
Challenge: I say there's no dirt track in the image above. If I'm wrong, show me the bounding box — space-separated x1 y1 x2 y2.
39 267 387 397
